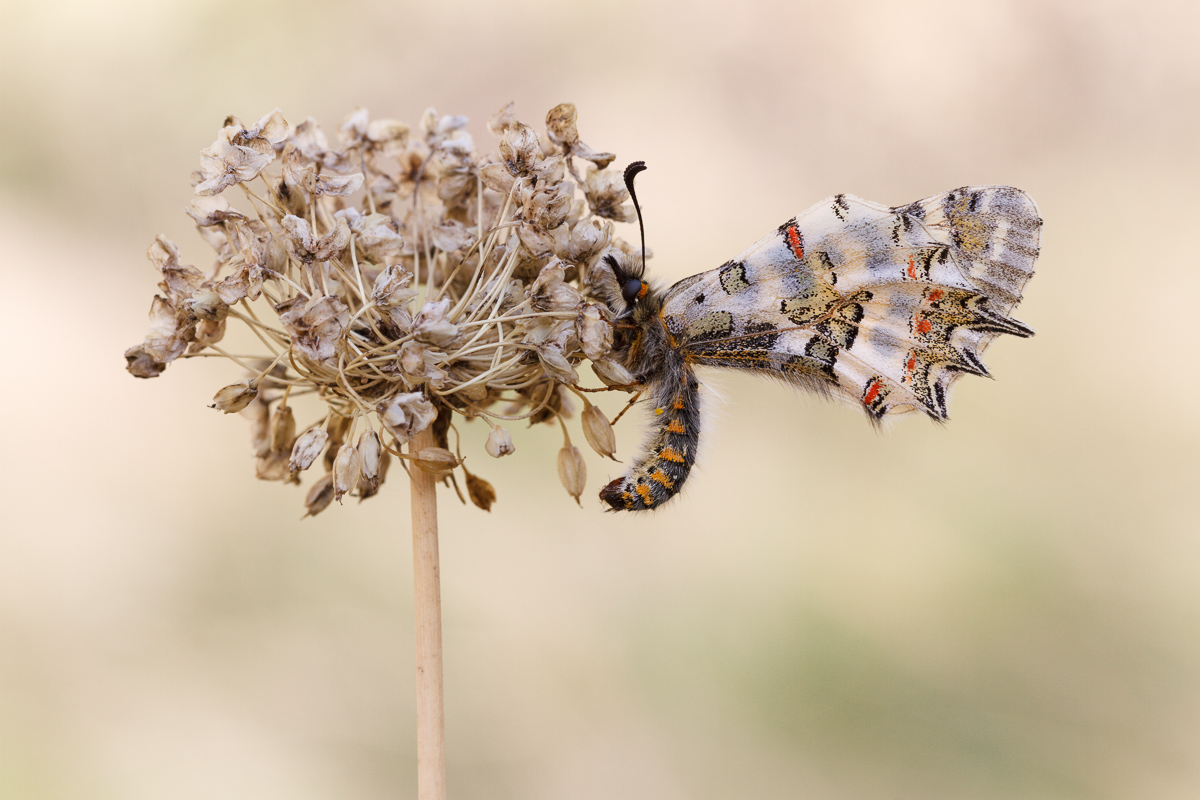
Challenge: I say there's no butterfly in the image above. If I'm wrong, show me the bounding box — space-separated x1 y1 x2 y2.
593 162 1041 511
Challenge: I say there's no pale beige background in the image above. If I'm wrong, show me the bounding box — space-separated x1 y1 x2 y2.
2 1 1198 798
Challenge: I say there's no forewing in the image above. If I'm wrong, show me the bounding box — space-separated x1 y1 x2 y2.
661 187 1041 421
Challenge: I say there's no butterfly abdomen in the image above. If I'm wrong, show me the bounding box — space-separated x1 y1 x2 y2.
600 355 701 512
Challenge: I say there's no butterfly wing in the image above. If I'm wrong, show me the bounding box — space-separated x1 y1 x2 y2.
660 186 1041 421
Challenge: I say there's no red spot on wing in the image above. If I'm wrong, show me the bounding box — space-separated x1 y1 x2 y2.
905 352 917 381
906 254 917 279
927 288 944 302
915 315 933 335
786 224 804 260
863 379 881 406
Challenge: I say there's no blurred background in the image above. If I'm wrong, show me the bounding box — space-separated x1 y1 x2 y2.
2 0 1198 798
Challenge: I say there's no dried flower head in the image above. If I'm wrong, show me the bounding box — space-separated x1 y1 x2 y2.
125 103 641 513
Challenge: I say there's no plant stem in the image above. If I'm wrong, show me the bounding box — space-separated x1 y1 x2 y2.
409 424 446 800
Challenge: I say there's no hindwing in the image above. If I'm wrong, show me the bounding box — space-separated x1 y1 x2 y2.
659 186 1040 421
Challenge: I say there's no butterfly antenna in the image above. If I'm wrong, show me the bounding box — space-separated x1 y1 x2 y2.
624 161 648 276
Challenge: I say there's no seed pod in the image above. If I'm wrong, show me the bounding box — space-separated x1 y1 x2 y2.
484 426 515 458
412 447 459 476
303 474 335 518
289 426 329 474
269 405 296 453
323 413 351 471
357 430 383 490
581 402 618 461
332 443 361 502
464 469 496 512
210 380 259 413
557 444 586 506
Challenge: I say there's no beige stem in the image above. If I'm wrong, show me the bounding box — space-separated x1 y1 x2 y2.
409 424 446 800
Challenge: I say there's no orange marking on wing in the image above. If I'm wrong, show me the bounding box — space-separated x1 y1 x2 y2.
667 419 686 434
905 352 917 381
863 379 881 405
650 470 675 489
906 254 917 279
786 224 804 260
927 288 945 302
659 446 686 463
915 315 933 335
635 484 655 505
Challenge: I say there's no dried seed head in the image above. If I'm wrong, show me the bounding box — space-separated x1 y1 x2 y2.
127 103 646 514
332 443 362 502
557 444 587 506
210 380 259 413
289 426 329 474
484 426 515 458
581 402 618 461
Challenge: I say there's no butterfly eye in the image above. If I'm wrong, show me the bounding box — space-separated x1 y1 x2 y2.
621 278 644 305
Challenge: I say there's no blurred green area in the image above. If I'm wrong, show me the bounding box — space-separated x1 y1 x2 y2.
2 1 1198 798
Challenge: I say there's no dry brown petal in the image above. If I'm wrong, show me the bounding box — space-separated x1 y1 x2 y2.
255 450 291 481
210 379 259 413
582 402 618 460
412 447 459 475
303 474 336 517
591 357 638 387
522 182 572 231
292 117 351 170
229 109 289 154
569 139 616 170
500 123 541 177
528 261 582 311
332 443 362 502
324 414 352 471
359 449 390 499
279 215 352 263
243 396 271 457
186 195 247 227
412 298 459 347
565 218 611 264
191 318 226 349
545 103 579 147
576 303 613 361
430 219 472 253
371 263 417 307
377 392 437 444
478 162 515 194
557 444 586 506
278 294 350 364
123 345 166 378
195 138 274 196
338 209 405 263
357 430 383 490
184 288 229 322
464 469 496 511
488 102 519 134
289 426 329 474
484 426 515 458
397 341 448 388
139 295 191 363
584 168 636 222
269 405 296 453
